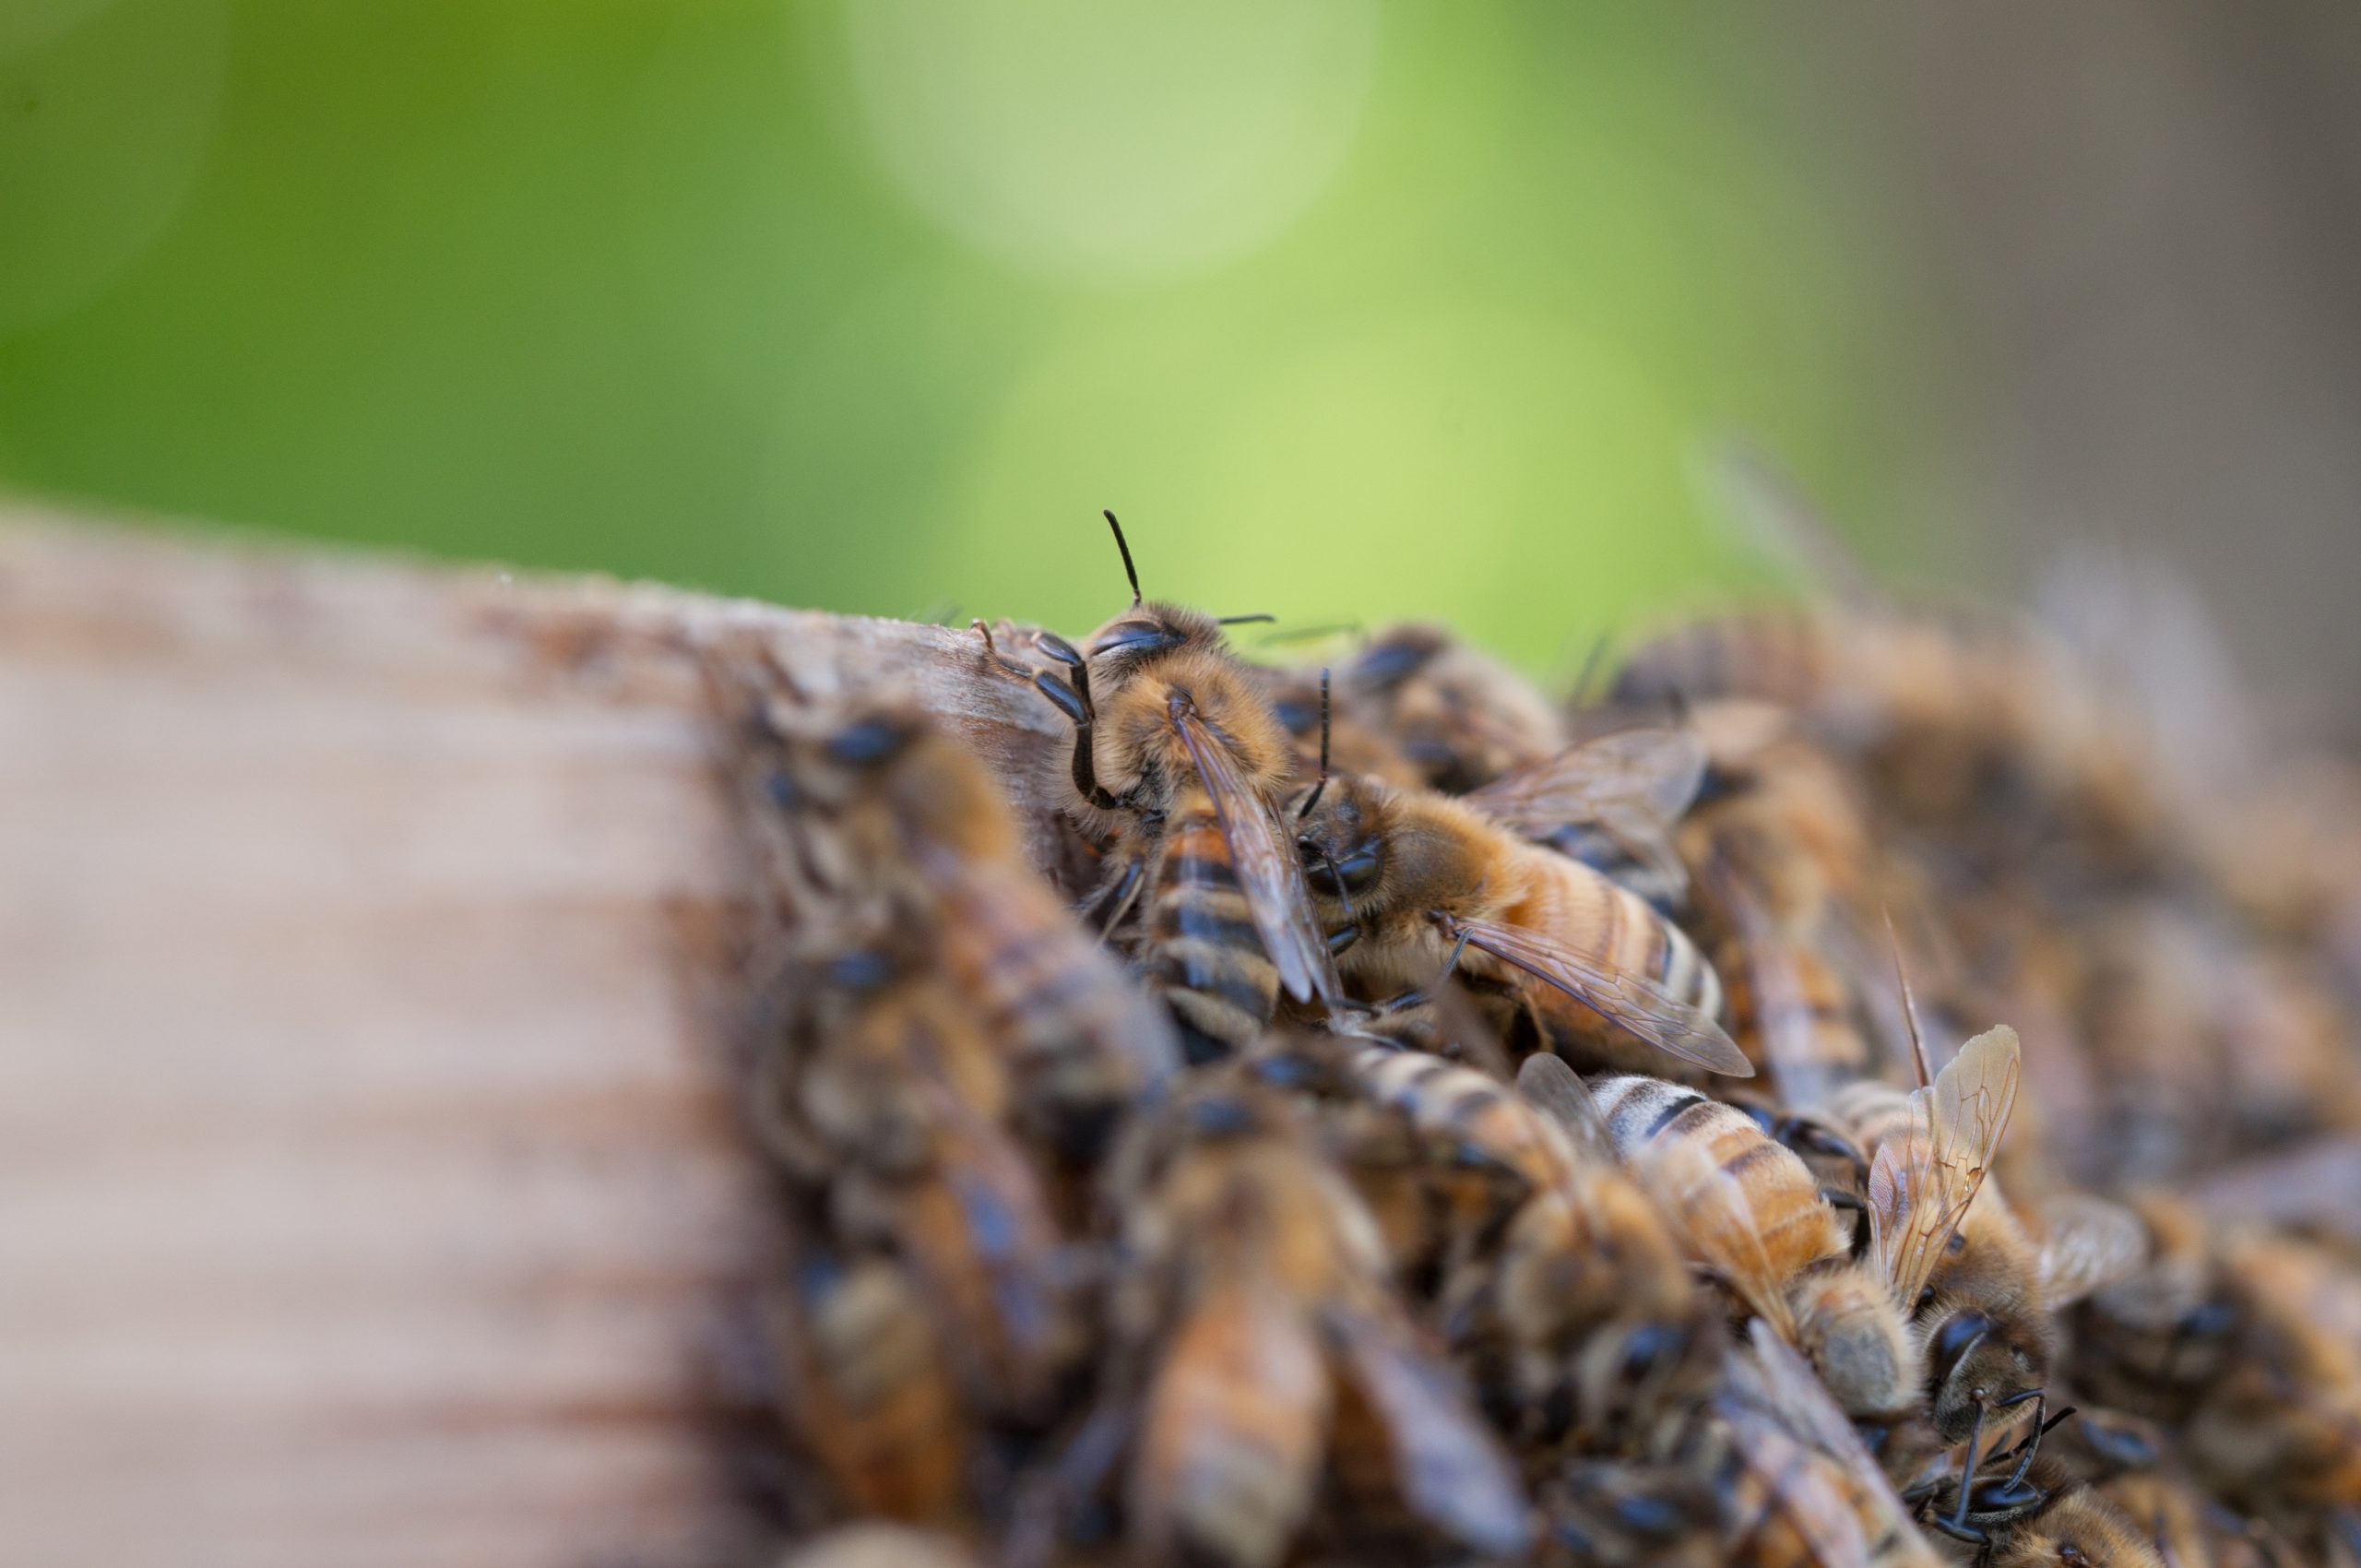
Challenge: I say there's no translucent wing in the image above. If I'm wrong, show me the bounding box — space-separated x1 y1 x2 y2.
1324 1305 1534 1559
2033 1193 2151 1310
1173 703 1341 1004
1514 1052 1619 1168
1466 726 1709 892
1868 1025 2020 1308
1448 915 1753 1077
1636 1130 1796 1339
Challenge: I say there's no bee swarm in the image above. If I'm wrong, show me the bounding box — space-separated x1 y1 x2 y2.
7 509 2361 1568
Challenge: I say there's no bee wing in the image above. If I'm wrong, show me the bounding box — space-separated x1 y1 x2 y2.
1323 1304 1534 1558
1173 706 1341 1004
1513 1052 1620 1168
1867 1025 2020 1308
2033 1193 2151 1310
1449 916 1753 1077
1466 726 1708 839
1635 1130 1797 1340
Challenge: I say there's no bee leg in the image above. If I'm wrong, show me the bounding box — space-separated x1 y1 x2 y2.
1819 1186 1871 1257
1987 1392 2075 1491
1082 856 1145 939
1920 1513 1994 1549
1947 1392 1989 1534
1775 1116 1872 1186
1003 1398 1134 1568
1032 668 1124 812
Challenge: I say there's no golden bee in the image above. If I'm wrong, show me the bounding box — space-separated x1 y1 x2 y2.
1916 1458 2170 1568
1299 1042 1727 1456
1031 513 1339 1059
1463 719 1714 914
1826 1049 2144 1449
1291 771 1749 1078
1589 1067 1919 1430
759 942 1086 1420
1101 1078 1532 1568
770 1241 972 1527
720 683 1180 1175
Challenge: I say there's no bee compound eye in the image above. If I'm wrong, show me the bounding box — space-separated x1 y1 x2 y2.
1931 1311 1998 1382
825 716 914 768
826 950 896 992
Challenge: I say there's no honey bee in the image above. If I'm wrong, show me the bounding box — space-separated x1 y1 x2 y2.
1615 446 2165 861
2072 1195 2240 1428
2177 1230 2361 1522
1463 719 1713 914
1537 1320 1941 1568
718 680 1180 1172
1104 1078 1532 1568
1827 1043 2144 1449
1501 1052 1747 1455
1714 1321 1947 1568
1310 1045 1726 1456
1030 513 1339 1059
2097 1467 2299 1568
1291 772 1750 1078
1588 1068 1919 1430
769 1241 971 1526
1917 1459 2170 1568
1347 622 1569 792
1252 661 1423 790
761 944 1085 1420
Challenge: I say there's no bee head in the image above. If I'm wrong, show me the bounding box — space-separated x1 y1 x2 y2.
1349 624 1448 695
1085 600 1219 679
1926 1296 2052 1444
1294 775 1389 909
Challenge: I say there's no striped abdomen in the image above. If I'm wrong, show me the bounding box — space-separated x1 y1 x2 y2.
936 864 1180 1160
1591 1075 1847 1281
777 1248 968 1524
1504 847 1726 1066
1349 1045 1575 1193
1714 930 1874 1092
1826 1077 1917 1158
1145 784 1279 1060
1612 609 1833 712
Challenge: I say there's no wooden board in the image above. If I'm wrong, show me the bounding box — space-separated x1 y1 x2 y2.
0 507 1073 1568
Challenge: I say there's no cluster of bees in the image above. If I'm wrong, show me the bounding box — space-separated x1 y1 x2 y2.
710 503 2361 1568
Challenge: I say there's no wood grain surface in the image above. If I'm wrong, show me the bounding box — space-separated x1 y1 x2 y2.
0 508 1074 1568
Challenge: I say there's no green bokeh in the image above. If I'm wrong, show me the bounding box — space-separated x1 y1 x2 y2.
0 0 1924 668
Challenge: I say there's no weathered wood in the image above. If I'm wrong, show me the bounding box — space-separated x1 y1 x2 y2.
0 508 1072 1568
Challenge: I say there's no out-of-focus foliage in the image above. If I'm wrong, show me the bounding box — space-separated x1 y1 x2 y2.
0 0 1923 665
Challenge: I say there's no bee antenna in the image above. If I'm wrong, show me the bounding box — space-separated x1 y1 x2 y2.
1298 669 1333 820
1102 509 1142 606
1569 632 1612 709
1216 612 1276 625
1885 906 1932 1088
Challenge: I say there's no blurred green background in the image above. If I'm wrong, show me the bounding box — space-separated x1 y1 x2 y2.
0 0 1928 668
